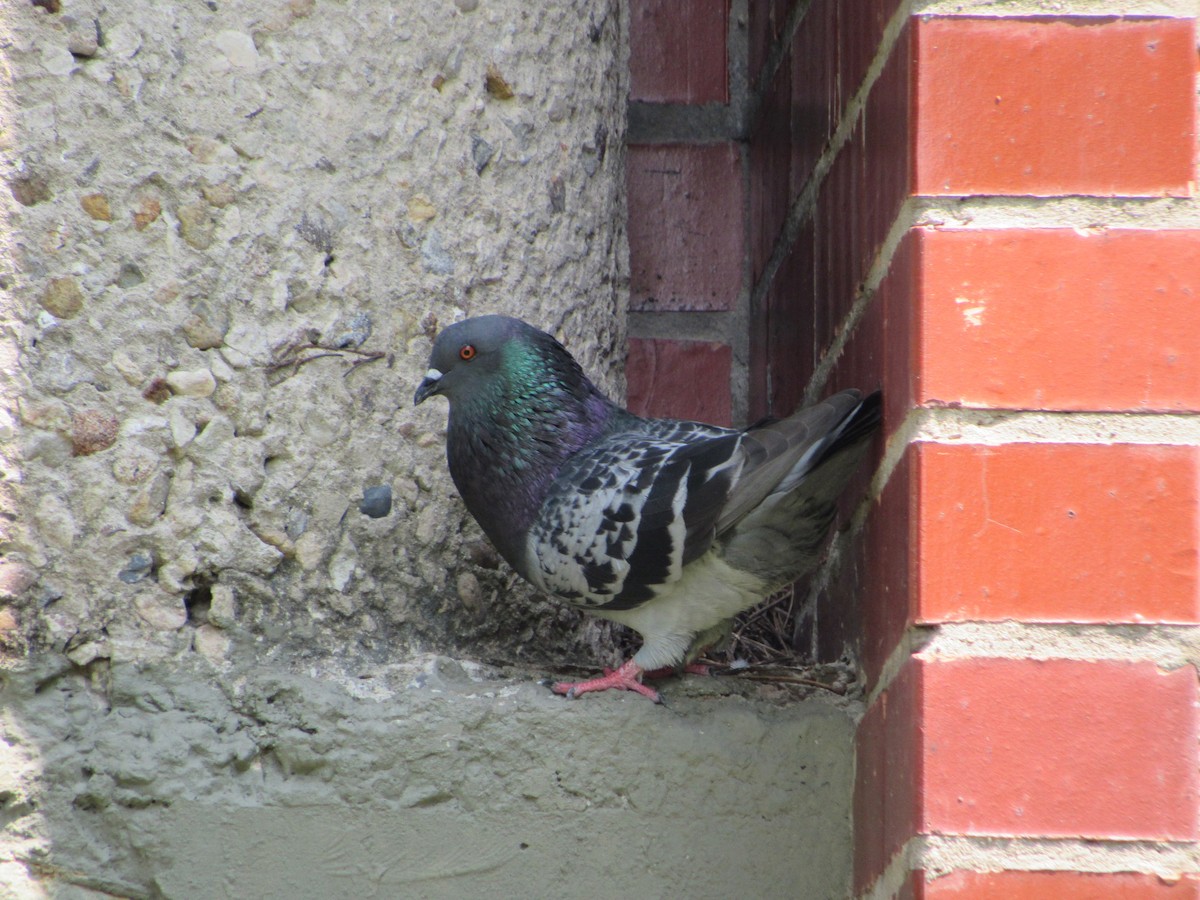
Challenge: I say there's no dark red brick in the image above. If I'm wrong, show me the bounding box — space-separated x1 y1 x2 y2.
855 659 923 894
626 338 733 426
750 53 792 284
789 0 838 198
630 0 730 104
628 143 744 312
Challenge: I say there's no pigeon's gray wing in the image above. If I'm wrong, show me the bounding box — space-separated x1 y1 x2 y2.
525 425 744 611
714 389 873 535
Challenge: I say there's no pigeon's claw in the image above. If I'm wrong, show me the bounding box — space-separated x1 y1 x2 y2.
551 659 662 703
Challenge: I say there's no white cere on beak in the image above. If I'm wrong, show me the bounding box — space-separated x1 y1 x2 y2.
424 368 443 382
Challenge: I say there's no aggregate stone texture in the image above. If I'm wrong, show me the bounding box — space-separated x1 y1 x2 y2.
0 0 630 668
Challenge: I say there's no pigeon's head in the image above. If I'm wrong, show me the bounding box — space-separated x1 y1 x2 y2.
414 315 548 406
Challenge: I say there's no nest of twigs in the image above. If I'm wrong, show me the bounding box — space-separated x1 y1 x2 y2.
697 587 855 696
718 585 803 665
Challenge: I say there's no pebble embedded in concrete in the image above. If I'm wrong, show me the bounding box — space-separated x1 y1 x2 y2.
359 484 392 518
165 369 217 398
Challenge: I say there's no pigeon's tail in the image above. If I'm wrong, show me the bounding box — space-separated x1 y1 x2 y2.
810 389 882 471
718 390 881 589
770 390 881 499
777 388 883 501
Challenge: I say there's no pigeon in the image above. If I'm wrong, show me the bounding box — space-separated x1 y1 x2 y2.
414 315 881 702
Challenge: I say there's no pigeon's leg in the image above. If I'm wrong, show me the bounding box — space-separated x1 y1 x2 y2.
551 659 662 703
643 662 712 679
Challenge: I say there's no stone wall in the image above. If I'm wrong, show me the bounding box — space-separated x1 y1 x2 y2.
0 0 627 672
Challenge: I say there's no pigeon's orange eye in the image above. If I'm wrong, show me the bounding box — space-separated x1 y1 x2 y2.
459 344 476 361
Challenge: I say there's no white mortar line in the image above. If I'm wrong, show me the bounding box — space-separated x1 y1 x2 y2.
865 620 1199 710
915 196 1200 230
912 407 1200 445
801 197 920 407
914 0 1199 16
818 403 1200 708
920 835 1200 881
862 834 1200 899
861 630 926 710
922 622 1200 668
863 839 922 900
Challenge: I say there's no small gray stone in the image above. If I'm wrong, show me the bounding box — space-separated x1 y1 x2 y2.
128 470 170 526
213 30 259 69
285 508 309 540
40 276 84 318
166 368 216 398
118 551 155 584
115 262 144 289
65 17 100 58
456 571 483 611
208 583 237 628
359 485 392 518
395 221 420 250
471 135 494 175
420 228 454 275
177 201 216 250
549 175 566 213
181 304 228 350
37 584 64 609
330 313 372 349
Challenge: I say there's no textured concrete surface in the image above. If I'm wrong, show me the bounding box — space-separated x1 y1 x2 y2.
0 0 629 671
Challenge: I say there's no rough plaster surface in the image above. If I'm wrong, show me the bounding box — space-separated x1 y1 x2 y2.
0 0 630 669
0 2 856 896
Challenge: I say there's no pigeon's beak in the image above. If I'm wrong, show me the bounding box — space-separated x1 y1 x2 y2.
413 368 444 405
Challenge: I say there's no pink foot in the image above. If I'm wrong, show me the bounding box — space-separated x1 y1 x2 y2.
551 659 661 703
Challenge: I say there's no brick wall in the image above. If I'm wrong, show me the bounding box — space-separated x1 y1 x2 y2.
627 1 1200 896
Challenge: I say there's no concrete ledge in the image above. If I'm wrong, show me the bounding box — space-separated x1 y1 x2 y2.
1 655 856 899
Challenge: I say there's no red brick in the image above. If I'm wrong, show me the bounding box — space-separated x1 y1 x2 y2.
855 659 923 894
750 53 791 283
826 228 914 432
630 0 729 104
860 21 911 273
918 870 1200 900
917 443 1200 625
628 144 744 312
819 264 898 672
918 229 1200 412
748 0 792 82
760 222 815 419
858 443 917 687
789 0 838 194
921 658 1200 840
811 25 911 366
813 122 858 353
837 0 902 126
914 18 1196 196
625 338 732 426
